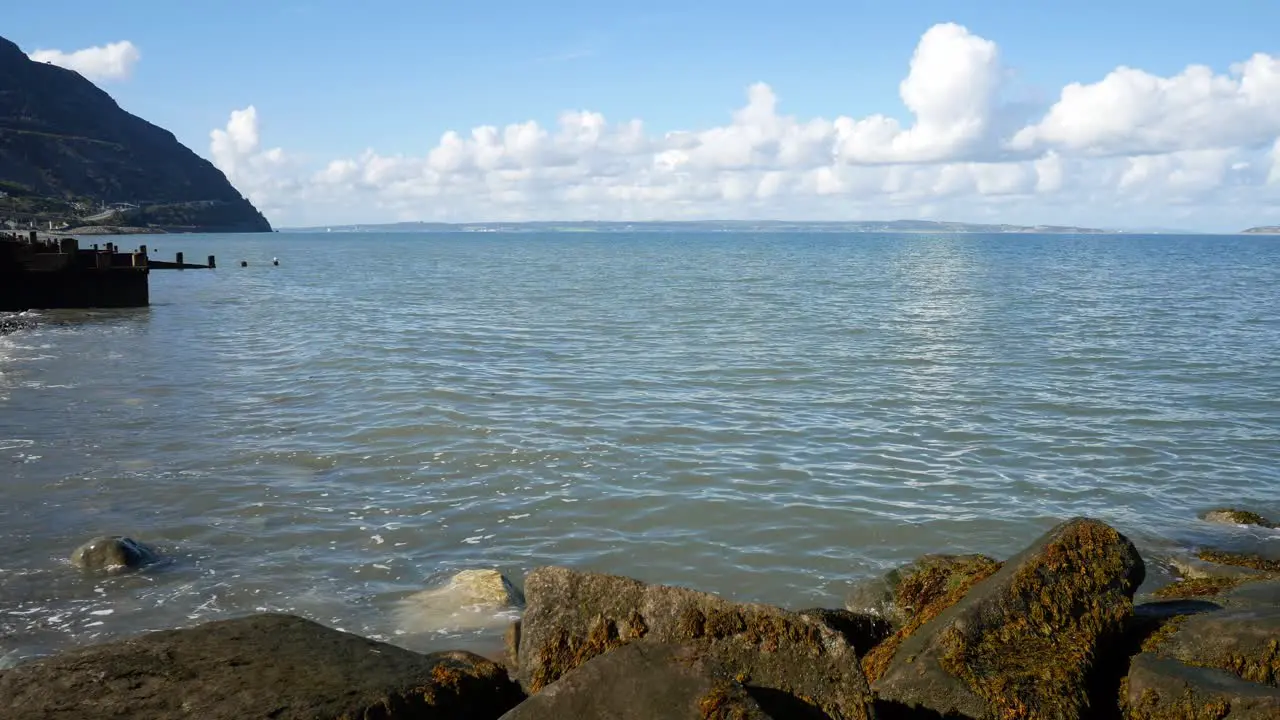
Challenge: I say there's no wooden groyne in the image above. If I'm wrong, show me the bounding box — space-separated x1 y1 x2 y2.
0 231 215 311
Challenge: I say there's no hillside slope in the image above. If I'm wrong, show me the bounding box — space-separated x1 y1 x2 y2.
0 36 270 232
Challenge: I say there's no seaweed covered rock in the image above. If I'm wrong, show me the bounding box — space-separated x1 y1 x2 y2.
1202 509 1277 529
1196 549 1280 574
1140 607 1280 687
511 566 874 719
70 535 159 572
795 608 892 659
0 613 525 720
872 517 1144 719
498 641 774 720
858 554 1002 683
1123 654 1280 719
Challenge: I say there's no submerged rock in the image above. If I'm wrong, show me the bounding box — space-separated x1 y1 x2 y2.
511 566 874 719
69 535 158 572
872 517 1144 720
498 641 773 720
1202 509 1277 529
1197 548 1280 574
0 613 524 720
397 569 525 634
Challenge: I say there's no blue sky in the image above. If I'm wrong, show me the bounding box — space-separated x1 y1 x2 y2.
7 1 1280 230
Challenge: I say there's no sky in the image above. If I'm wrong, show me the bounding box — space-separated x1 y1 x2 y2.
7 1 1280 231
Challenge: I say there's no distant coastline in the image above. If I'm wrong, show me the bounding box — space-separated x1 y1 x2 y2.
281 219 1118 234
1241 225 1280 234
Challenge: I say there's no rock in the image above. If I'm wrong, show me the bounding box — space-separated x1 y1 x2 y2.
0 613 524 720
1202 509 1277 529
858 554 1002 684
497 641 774 720
512 566 874 720
397 569 524 634
0 317 36 336
1140 607 1280 687
70 535 158 572
844 554 1000 629
1168 556 1268 583
1123 654 1280 719
872 517 1144 719
1197 549 1280 573
795 608 892 658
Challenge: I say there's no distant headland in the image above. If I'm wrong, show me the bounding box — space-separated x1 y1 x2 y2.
1241 226 1280 234
0 35 271 235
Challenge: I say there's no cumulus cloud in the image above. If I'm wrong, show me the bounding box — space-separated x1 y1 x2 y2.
28 41 140 82
206 23 1280 230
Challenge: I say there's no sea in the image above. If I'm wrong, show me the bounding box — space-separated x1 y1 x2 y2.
2 230 1278 665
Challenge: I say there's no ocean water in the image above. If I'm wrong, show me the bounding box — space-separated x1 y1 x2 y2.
2 231 1278 663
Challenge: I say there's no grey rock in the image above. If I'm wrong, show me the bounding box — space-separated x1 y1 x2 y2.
1123 653 1280 719
498 641 774 720
70 535 159 572
0 613 524 720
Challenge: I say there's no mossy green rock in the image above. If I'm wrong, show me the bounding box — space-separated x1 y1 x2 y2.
498 641 773 720
1123 654 1280 719
1201 509 1277 529
872 517 1144 719
0 613 524 720
511 566 874 719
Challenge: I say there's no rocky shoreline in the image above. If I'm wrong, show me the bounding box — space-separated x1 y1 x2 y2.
1 511 1276 719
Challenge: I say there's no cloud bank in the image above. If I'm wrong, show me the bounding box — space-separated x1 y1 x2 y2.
29 41 140 82
210 22 1280 230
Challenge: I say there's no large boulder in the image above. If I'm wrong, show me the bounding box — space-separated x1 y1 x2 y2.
0 613 524 720
510 566 875 720
498 641 774 720
872 517 1144 719
795 608 892 659
70 535 159 572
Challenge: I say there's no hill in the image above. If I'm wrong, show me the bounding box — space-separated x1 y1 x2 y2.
0 36 270 233
1241 226 1280 234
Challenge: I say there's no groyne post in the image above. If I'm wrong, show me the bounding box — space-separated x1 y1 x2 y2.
208 255 216 269
176 252 184 269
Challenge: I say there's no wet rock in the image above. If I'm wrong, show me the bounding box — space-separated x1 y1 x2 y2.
858 554 1002 684
512 566 874 719
69 535 158 572
397 569 524 634
872 517 1144 720
1141 607 1280 687
1122 654 1280 719
1167 556 1267 583
795 608 892 658
1202 509 1277 529
0 317 37 336
845 554 1000 629
0 613 525 720
1197 549 1280 574
498 641 774 720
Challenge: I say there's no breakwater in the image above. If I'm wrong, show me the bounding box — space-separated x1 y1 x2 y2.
0 512 1276 719
0 231 215 310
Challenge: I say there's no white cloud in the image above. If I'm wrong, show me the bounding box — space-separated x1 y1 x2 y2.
1011 54 1280 156
29 41 140 82
206 23 1280 231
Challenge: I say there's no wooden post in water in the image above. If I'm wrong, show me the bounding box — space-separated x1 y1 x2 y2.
208 255 216 269
176 252 184 269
